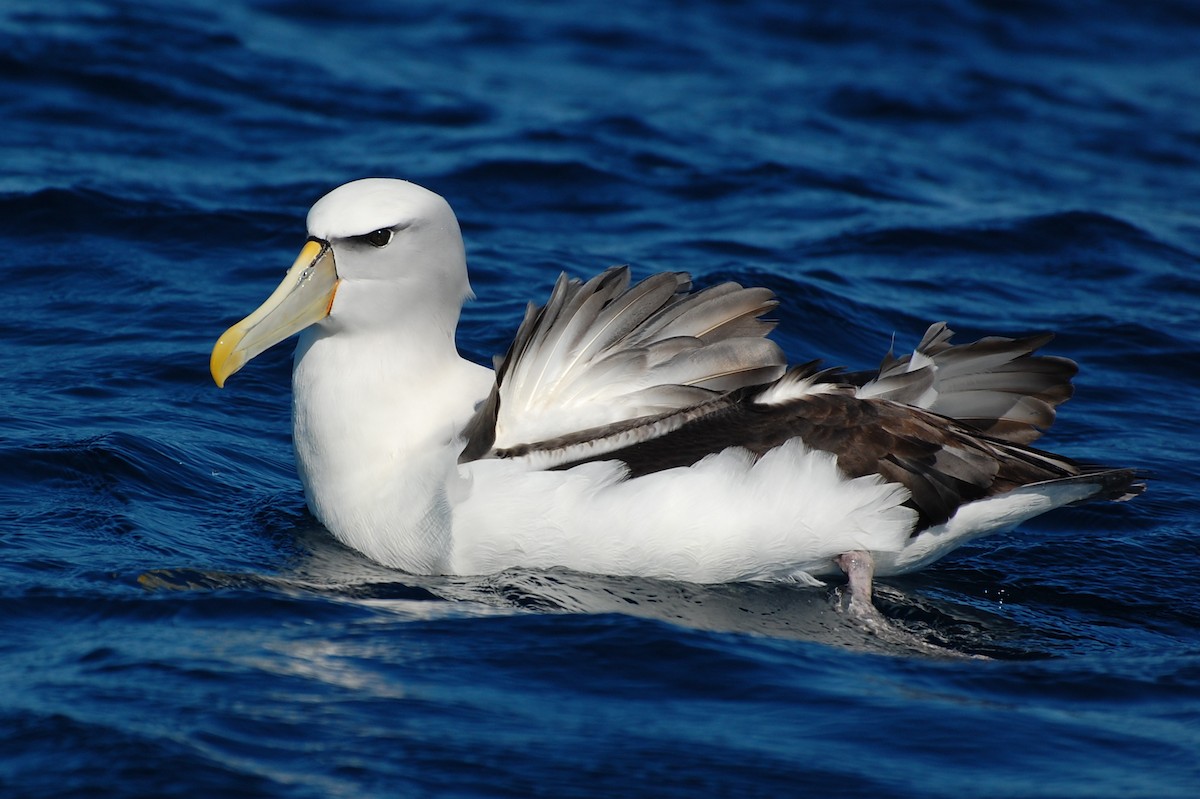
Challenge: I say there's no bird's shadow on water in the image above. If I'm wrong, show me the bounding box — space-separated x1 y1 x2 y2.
139 521 1044 661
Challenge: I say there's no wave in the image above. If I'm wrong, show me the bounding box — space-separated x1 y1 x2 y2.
0 187 290 247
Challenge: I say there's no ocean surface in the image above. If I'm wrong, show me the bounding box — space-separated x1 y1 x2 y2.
3 0 1199 796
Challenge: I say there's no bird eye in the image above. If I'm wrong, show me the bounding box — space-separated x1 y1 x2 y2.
366 228 393 248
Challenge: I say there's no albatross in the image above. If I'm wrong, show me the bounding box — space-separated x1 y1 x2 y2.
210 178 1143 609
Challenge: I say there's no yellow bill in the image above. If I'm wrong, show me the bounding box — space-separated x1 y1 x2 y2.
210 239 338 387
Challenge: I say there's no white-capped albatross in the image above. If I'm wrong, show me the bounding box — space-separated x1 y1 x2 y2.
210 178 1143 608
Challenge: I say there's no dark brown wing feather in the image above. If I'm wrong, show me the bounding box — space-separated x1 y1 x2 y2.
549 387 1140 532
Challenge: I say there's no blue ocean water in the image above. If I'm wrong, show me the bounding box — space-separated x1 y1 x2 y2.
3 0 1199 796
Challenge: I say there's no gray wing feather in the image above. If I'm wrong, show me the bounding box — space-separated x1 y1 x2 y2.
461 267 786 460
858 322 1077 443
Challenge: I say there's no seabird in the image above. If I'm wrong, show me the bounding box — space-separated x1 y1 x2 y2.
210 178 1143 610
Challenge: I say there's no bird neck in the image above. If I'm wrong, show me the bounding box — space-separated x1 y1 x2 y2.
289 321 490 573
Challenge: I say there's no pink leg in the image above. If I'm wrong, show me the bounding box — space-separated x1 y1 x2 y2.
836 550 877 617
835 551 979 656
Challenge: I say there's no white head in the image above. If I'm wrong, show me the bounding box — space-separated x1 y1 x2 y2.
309 179 471 331
211 178 472 385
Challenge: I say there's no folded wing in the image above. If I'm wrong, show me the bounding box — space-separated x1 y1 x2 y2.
458 270 1141 535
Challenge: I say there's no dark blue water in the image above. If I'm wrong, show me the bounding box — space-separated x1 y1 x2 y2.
3 0 1199 796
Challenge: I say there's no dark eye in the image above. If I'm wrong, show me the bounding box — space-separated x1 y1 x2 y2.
366 228 393 248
